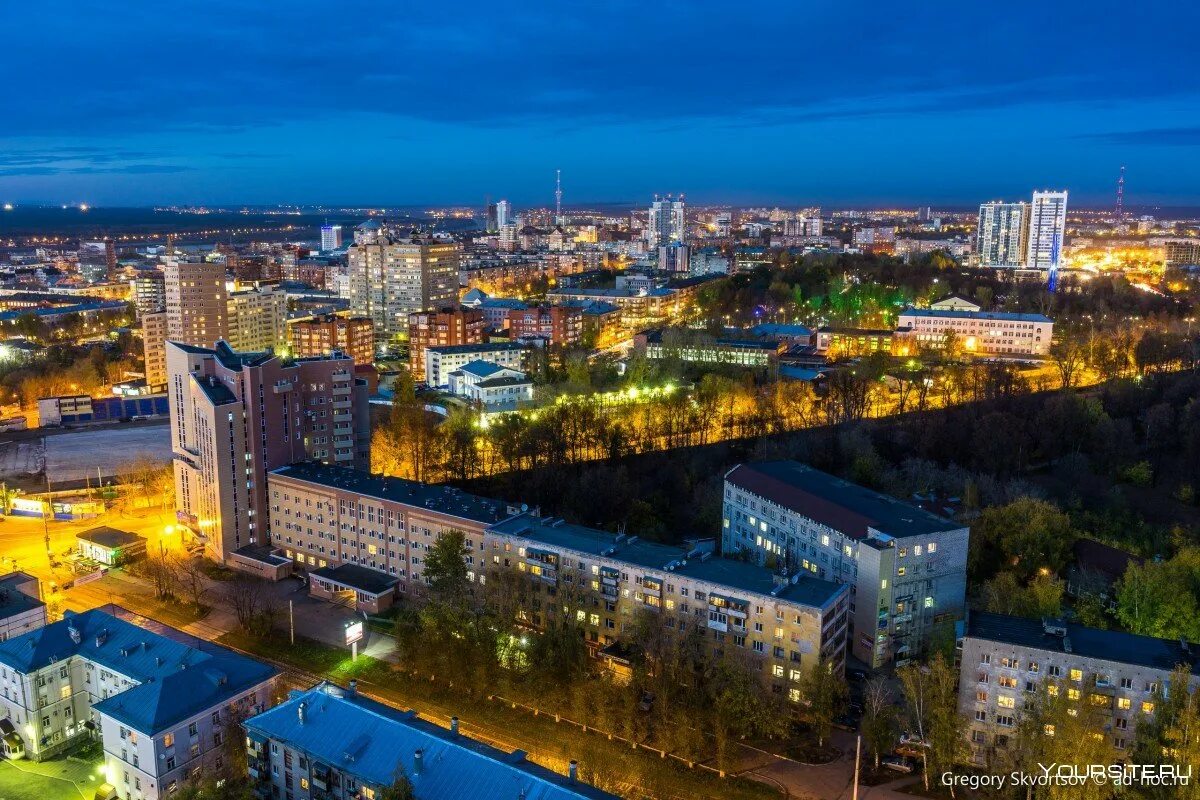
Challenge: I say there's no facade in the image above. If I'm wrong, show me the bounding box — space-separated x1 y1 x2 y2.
495 199 513 229
1025 190 1069 275
76 527 147 566
896 307 1053 357
446 361 533 410
487 514 850 691
167 341 370 563
0 572 46 643
976 202 1029 268
658 242 690 273
929 294 982 312
959 612 1200 766
506 304 582 346
165 259 229 350
1164 239 1200 267
640 330 784 368
0 609 276 792
245 682 615 800
288 314 375 367
645 195 686 248
320 224 343 252
348 235 461 344
142 310 169 389
131 272 166 320
266 462 513 600
406 306 485 375
226 285 289 353
424 342 526 388
814 327 896 357
722 461 969 667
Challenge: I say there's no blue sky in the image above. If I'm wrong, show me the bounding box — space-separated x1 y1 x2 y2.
1 1 1198 208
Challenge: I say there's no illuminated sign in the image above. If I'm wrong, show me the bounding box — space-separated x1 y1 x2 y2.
344 620 364 645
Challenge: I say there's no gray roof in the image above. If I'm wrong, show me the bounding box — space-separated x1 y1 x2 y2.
898 307 1052 323
76 527 145 549
246 683 616 799
0 609 277 734
966 611 1199 676
457 360 507 379
489 514 845 610
726 461 962 540
271 463 512 525
0 573 44 620
311 563 400 596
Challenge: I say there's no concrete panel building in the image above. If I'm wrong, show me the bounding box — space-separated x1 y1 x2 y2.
289 314 376 367
722 461 969 668
348 234 460 345
406 306 485 375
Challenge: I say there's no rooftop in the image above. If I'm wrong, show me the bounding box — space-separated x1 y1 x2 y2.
899 306 1052 323
271 463 512 525
966 611 1199 676
489 514 845 609
725 461 962 540
456 360 509 379
312 563 400 596
246 683 616 799
0 609 277 734
0 573 44 620
76 526 145 549
426 342 526 356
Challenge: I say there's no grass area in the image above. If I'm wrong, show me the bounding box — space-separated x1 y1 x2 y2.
217 631 780 800
196 559 237 581
0 756 96 800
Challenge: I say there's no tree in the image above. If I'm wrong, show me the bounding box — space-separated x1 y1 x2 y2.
377 772 416 800
798 659 849 748
221 574 278 636
969 498 1074 583
176 556 212 609
1049 327 1087 389
898 653 964 795
422 528 471 606
860 677 897 768
980 571 1064 619
1113 548 1200 641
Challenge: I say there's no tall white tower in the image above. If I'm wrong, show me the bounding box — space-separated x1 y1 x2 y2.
1026 190 1068 275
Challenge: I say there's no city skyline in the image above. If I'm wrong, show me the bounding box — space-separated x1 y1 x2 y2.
1 2 1199 207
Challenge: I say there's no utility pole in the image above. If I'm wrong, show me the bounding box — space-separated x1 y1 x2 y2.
43 472 52 561
289 600 295 645
852 734 861 800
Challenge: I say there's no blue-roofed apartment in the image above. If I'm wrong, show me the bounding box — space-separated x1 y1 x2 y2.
0 609 277 800
245 682 617 800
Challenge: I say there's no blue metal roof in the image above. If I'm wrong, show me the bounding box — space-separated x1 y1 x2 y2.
898 306 1052 323
0 609 277 735
246 683 616 799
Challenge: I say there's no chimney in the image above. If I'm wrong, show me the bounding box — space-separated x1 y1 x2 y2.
68 624 81 645
568 760 578 784
450 717 459 736
413 749 424 775
347 679 357 696
298 701 307 725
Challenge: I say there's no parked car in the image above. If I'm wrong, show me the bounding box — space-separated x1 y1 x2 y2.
883 756 915 774
846 668 869 682
899 731 928 748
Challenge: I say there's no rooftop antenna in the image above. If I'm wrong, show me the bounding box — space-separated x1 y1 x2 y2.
555 169 563 223
1115 165 1126 219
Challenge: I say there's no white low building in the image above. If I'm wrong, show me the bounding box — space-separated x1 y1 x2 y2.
896 307 1053 357
0 609 276 800
447 360 534 410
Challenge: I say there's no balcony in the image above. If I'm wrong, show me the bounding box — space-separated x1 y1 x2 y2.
273 379 294 394
332 399 353 410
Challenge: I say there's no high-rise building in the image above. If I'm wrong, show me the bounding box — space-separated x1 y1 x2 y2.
289 314 376 366
1165 239 1200 267
407 306 485 374
320 224 343 251
507 304 583 346
167 341 370 563
1025 190 1069 275
646 195 686 248
658 241 690 273
78 240 117 283
165 259 229 349
485 202 498 233
348 233 461 345
496 199 513 229
226 284 289 353
976 202 1030 268
142 310 169 388
131 271 166 319
783 214 822 237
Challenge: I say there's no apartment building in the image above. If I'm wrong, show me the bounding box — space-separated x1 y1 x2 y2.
896 307 1053 357
167 342 370 564
507 304 583 346
288 314 375 367
348 234 460 344
0 572 46 643
406 306 485 375
424 342 526 388
487 514 850 692
245 682 615 800
165 259 229 349
0 609 276 796
226 285 288 353
958 612 1200 766
722 461 969 668
266 462 513 610
130 272 166 320
142 311 169 389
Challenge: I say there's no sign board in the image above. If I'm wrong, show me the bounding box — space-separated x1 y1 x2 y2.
344 620 364 645
75 569 105 586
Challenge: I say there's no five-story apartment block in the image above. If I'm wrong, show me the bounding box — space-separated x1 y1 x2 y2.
722 461 968 668
958 611 1199 766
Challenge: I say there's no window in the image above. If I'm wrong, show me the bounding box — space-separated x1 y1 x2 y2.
163 733 174 748
1069 668 1083 682
1142 701 1155 714
997 696 1015 709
